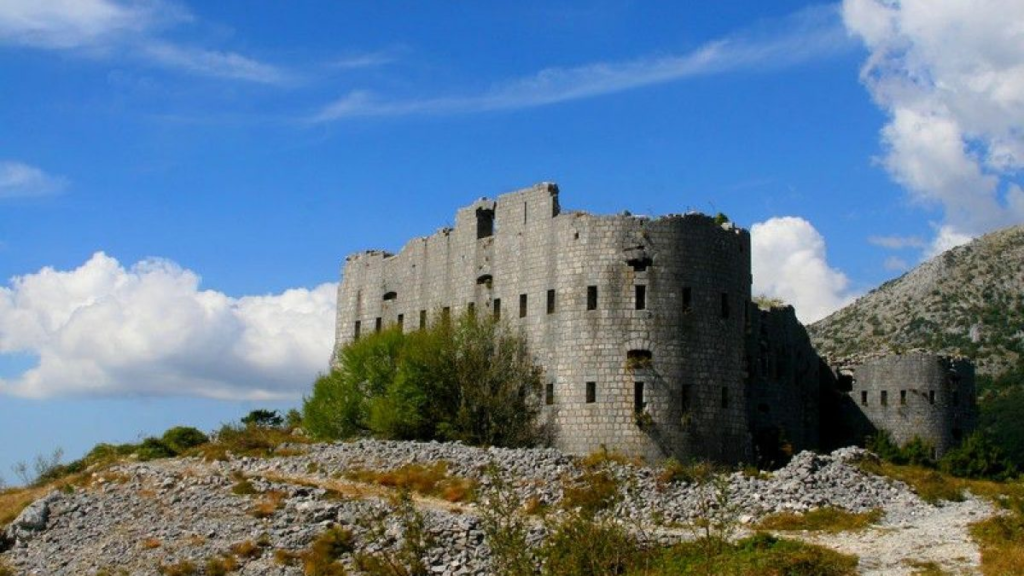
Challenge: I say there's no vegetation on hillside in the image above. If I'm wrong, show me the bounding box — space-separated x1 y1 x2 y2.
302 311 546 448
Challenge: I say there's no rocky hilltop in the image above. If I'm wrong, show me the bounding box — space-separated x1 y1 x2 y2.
0 440 992 575
809 224 1024 376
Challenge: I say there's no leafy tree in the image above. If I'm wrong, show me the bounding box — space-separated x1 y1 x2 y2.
302 311 546 448
241 409 284 428
939 431 1018 480
161 426 209 453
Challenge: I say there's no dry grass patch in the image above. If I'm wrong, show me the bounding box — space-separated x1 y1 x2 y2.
857 460 966 503
204 554 239 576
345 462 476 503
756 507 883 533
249 490 287 519
230 539 263 560
141 537 163 549
157 559 199 576
0 560 14 576
191 425 311 462
580 446 642 468
970 495 1024 576
0 485 50 528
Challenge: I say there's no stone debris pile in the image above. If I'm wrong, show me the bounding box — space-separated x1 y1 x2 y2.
1 441 930 575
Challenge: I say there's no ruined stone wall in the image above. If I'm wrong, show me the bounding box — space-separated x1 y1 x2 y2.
844 353 976 456
745 305 821 461
333 183 752 463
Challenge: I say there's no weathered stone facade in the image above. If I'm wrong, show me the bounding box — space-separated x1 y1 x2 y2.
830 353 977 457
331 182 975 463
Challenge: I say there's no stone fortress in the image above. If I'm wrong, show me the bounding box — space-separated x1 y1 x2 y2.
332 183 977 464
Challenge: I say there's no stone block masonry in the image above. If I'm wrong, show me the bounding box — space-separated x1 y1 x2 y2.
331 182 976 463
333 183 752 463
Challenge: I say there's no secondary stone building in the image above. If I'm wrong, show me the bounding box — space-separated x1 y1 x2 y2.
331 182 974 463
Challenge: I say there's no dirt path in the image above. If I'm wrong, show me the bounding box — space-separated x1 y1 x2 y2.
792 496 993 575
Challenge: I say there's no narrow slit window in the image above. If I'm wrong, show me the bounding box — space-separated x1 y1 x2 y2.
929 390 935 405
881 390 888 406
354 320 361 340
467 302 475 317
519 294 528 318
396 314 404 330
720 293 730 319
547 289 556 314
900 390 907 405
861 390 868 405
545 383 554 406
721 387 729 408
586 381 596 404
442 307 451 325
634 382 645 413
493 298 501 320
419 310 427 329
587 286 598 310
681 384 691 412
375 317 382 333
635 285 646 310
682 287 692 313
523 201 528 224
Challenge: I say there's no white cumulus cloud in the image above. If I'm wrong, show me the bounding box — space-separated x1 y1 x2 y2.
843 0 1024 254
0 252 337 400
0 160 67 198
751 217 857 323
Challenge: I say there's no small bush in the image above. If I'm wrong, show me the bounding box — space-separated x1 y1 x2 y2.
562 469 620 515
303 526 355 575
161 427 209 454
249 490 287 519
541 511 639 576
642 532 858 576
231 478 258 496
136 438 176 461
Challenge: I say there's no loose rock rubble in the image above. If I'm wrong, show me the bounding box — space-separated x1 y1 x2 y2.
0 441 992 575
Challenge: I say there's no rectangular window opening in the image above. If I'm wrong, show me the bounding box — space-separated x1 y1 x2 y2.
519 294 528 318
720 293 730 319
681 384 691 412
881 390 888 406
587 286 598 310
442 307 451 325
586 381 596 404
928 390 935 405
682 287 692 313
861 390 868 405
354 320 361 340
545 382 554 406
635 285 646 310
467 302 475 317
493 298 501 320
900 390 907 405
634 382 645 413
419 310 427 329
396 314 404 330
547 289 556 314
721 387 729 409
374 317 382 333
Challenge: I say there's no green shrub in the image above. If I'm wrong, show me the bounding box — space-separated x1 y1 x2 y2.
136 438 176 461
242 409 284 428
161 427 209 454
303 312 545 448
940 431 1018 480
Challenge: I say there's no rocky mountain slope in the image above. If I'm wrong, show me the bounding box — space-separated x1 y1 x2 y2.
809 224 1024 376
0 440 993 575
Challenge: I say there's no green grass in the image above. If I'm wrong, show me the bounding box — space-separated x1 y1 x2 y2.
756 507 882 533
632 533 858 576
970 495 1024 576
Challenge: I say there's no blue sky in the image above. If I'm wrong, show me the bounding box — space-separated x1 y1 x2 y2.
1 0 1022 483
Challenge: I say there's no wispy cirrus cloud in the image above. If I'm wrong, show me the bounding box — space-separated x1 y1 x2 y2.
311 4 853 122
0 161 68 199
0 0 287 84
329 49 399 70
